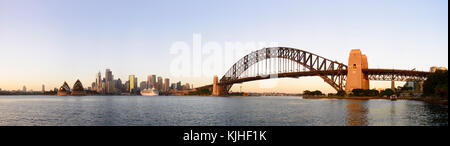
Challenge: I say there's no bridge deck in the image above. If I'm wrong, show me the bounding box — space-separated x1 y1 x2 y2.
196 69 431 90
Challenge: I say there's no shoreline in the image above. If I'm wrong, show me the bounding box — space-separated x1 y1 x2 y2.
303 96 448 105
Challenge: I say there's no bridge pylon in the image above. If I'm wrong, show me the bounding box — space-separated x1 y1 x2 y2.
345 49 370 93
212 75 224 96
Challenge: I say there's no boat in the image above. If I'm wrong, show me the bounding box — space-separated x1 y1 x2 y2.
140 88 159 96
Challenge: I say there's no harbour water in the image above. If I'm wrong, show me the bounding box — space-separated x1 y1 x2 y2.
0 96 447 126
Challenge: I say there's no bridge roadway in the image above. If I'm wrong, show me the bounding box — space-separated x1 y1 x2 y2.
197 69 430 89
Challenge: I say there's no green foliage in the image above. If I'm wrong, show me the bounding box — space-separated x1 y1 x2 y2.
380 89 395 97
351 89 379 97
337 90 346 96
423 70 448 98
303 90 323 96
400 86 413 91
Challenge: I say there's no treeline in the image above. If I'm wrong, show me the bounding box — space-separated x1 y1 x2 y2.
303 90 324 96
349 89 394 97
423 70 448 99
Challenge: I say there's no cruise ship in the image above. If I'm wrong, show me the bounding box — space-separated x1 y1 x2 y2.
140 88 159 96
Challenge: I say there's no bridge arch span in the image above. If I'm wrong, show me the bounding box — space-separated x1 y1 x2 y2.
218 47 348 94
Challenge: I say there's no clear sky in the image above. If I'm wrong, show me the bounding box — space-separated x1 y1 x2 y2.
0 0 448 93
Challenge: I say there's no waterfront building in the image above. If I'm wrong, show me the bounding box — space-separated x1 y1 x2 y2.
170 83 176 90
114 78 123 92
23 86 26 92
42 84 45 93
71 79 86 96
157 76 163 90
147 75 156 89
176 81 182 90
164 78 170 91
125 81 130 92
140 81 147 90
129 75 137 93
96 72 102 92
91 82 96 91
57 81 71 96
105 69 113 93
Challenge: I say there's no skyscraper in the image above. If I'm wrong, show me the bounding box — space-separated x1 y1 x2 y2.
96 71 102 92
105 69 113 93
140 81 147 90
164 78 170 91
157 76 163 90
129 75 137 93
147 74 156 89
23 86 26 92
42 84 45 93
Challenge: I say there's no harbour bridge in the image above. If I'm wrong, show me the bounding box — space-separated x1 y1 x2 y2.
197 47 431 96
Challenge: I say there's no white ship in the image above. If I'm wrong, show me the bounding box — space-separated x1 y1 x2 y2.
140 88 159 96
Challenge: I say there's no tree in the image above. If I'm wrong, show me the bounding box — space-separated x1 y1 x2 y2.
312 90 323 96
380 89 395 97
303 90 311 96
337 90 346 96
423 70 448 98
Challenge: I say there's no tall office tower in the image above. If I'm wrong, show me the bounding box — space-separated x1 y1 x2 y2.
124 81 130 92
140 81 147 90
147 74 156 89
164 78 170 91
23 86 26 92
42 84 45 93
170 83 176 90
115 78 123 92
157 76 163 90
105 69 113 93
185 83 190 90
96 72 102 92
91 82 96 91
176 81 182 90
129 75 135 93
134 77 138 91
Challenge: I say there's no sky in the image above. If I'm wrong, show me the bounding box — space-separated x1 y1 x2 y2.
0 0 448 93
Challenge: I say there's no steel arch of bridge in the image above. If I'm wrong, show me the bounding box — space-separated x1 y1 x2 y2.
220 47 348 92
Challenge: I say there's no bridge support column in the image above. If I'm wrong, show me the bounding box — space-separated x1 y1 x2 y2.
212 75 224 96
345 49 370 93
391 79 395 91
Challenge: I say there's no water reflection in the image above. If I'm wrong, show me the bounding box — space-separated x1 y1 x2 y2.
345 100 369 126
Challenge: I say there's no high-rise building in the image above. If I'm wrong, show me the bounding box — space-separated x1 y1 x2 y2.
124 81 130 92
105 69 113 93
170 83 176 90
23 86 26 92
157 76 163 90
164 78 170 91
140 81 147 90
114 78 123 92
129 75 137 93
147 74 156 89
96 72 102 92
42 84 45 93
176 81 182 90
91 82 96 91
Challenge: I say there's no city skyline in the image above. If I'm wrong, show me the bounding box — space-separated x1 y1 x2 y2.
0 0 448 93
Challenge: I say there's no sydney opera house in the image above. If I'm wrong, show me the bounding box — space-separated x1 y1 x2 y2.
57 80 86 96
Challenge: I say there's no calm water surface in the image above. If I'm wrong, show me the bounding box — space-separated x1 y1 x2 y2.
0 96 447 126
